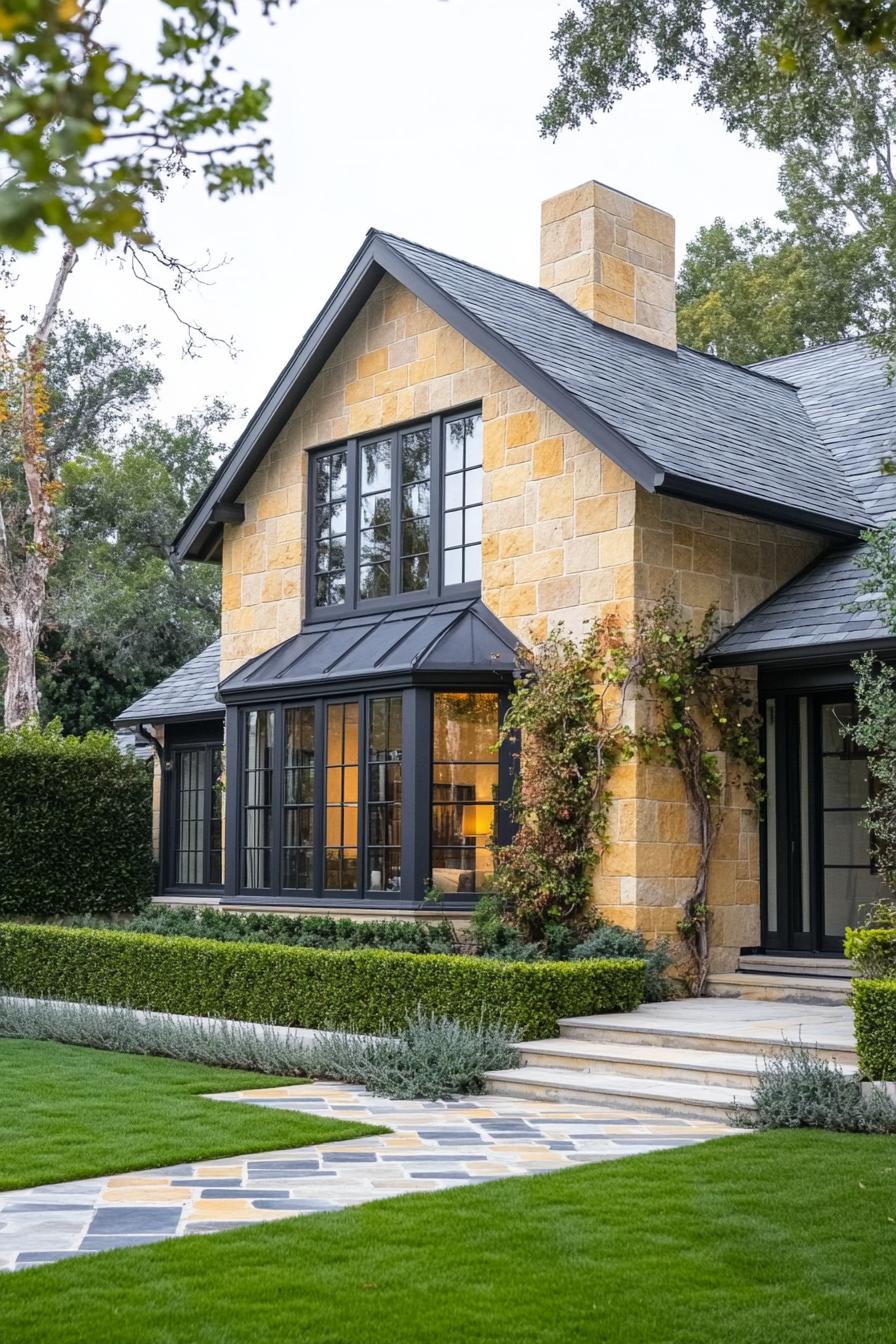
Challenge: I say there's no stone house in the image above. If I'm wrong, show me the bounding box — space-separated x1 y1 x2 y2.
117 180 896 979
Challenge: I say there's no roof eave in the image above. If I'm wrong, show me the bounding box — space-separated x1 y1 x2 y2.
112 706 225 729
174 234 388 562
710 636 896 668
659 473 867 539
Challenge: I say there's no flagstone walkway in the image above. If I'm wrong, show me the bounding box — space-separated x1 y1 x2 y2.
0 1082 741 1271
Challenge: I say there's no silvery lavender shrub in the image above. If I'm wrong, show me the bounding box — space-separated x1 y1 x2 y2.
0 996 518 1099
307 1008 519 1099
735 1045 896 1134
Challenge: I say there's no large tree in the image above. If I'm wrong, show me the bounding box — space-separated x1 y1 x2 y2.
0 0 286 725
40 399 226 734
676 216 881 361
541 0 896 355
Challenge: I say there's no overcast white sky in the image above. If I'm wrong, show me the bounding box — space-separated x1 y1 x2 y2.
14 0 783 436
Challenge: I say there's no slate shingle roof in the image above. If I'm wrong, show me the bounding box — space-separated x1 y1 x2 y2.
220 600 521 698
711 546 895 664
754 340 896 525
114 641 222 725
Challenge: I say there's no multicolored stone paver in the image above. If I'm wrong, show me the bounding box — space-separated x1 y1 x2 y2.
0 1083 740 1271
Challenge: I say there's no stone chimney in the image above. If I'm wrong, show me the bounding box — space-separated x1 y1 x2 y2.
540 181 676 350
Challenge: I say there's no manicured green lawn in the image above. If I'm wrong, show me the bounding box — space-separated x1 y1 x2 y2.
1 1129 892 1342
0 1038 381 1189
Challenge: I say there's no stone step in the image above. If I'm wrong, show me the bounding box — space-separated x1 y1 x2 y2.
515 1038 799 1089
738 954 853 978
485 1066 755 1122
707 972 852 1006
557 1017 858 1065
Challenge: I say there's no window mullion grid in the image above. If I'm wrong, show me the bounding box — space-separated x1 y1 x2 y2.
390 430 401 599
345 439 359 610
430 414 443 596
201 744 213 887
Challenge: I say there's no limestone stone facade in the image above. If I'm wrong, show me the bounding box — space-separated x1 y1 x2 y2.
216 188 827 972
540 181 676 349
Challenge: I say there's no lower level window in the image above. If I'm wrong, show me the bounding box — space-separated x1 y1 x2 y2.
237 689 505 902
243 709 274 888
431 691 499 896
172 744 223 887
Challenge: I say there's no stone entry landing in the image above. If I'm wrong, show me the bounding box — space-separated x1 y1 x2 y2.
0 1084 735 1272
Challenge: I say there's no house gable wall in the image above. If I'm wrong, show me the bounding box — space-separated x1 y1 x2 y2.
217 270 827 971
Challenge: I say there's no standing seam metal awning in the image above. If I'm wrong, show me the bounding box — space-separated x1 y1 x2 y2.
218 599 525 699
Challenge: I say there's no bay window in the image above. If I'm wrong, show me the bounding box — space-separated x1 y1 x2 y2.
233 687 508 905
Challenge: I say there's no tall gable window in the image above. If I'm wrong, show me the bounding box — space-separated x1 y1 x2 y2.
308 409 480 614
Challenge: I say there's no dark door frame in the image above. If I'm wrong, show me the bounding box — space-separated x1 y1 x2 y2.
761 682 878 954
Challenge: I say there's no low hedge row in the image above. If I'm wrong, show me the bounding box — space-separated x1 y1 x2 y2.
844 927 896 978
0 923 645 1039
852 979 896 1081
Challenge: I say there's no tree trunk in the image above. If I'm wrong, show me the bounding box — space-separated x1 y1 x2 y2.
0 241 77 728
2 612 40 727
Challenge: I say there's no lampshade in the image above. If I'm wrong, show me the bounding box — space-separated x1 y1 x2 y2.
461 805 492 838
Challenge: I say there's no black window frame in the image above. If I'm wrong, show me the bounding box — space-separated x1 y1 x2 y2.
162 722 225 894
304 406 482 622
226 684 513 909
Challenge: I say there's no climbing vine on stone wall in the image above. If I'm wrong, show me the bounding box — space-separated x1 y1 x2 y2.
490 615 640 940
492 596 764 992
636 593 765 995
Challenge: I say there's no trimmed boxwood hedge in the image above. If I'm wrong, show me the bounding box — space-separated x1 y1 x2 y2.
844 927 896 978
0 722 153 918
852 978 896 1081
0 923 645 1039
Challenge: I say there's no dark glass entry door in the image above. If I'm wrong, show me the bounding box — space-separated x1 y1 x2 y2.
763 692 887 951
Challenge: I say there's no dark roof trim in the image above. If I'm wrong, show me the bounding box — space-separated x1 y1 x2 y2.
710 636 896 669
659 473 864 539
174 232 663 563
174 234 386 562
113 706 224 728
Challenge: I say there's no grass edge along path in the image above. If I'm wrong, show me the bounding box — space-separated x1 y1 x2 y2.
0 1129 893 1344
0 1037 383 1190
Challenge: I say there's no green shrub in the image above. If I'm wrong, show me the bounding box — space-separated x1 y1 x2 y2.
845 927 896 979
114 906 458 955
0 923 645 1038
571 925 675 1002
0 721 153 918
852 979 896 1081
736 1044 896 1133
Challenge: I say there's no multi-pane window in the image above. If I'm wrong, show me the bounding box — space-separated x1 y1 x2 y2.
325 702 360 890
173 745 223 887
243 710 274 888
431 691 499 896
312 449 348 607
308 410 480 612
366 696 402 892
283 707 315 890
820 701 887 938
400 427 431 593
359 438 392 599
443 413 483 586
